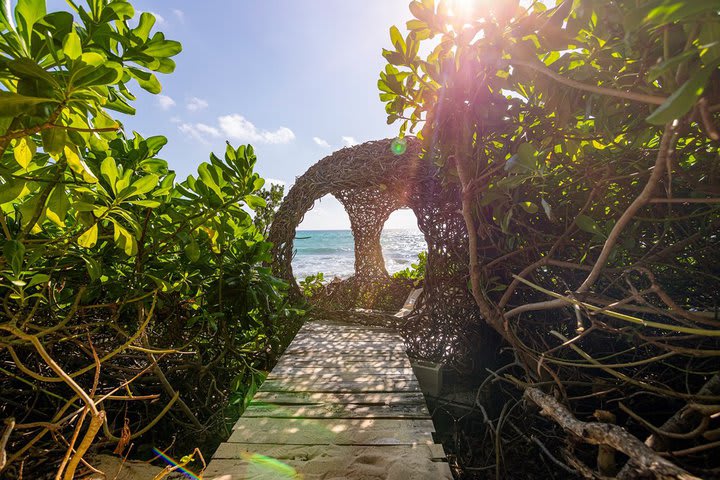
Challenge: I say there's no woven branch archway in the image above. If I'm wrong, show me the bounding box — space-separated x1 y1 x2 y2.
268 138 496 363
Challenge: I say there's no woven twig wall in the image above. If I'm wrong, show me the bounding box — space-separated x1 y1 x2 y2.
268 138 491 362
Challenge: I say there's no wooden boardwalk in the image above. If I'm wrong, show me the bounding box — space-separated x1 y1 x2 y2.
205 320 452 479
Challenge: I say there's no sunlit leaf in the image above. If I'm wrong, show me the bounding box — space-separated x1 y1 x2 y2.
13 136 35 168
78 223 98 248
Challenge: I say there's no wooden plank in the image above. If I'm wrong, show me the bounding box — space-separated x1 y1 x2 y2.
251 391 427 406
273 356 412 369
278 352 410 363
214 442 446 459
243 402 430 419
287 338 402 346
269 365 415 376
283 342 407 355
205 444 452 480
260 376 421 393
228 418 436 445
266 371 417 382
292 332 402 341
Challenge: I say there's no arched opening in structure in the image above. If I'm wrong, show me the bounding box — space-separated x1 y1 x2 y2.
293 195 354 280
268 138 499 364
381 209 426 277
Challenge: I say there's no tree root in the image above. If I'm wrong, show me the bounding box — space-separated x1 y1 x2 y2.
524 387 699 480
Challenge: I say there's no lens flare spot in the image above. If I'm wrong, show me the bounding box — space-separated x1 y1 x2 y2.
391 137 407 155
242 452 299 478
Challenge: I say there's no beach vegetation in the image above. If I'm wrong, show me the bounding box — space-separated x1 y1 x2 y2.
380 0 720 477
0 0 300 477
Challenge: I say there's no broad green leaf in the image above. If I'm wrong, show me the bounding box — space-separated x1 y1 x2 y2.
575 215 602 235
184 238 200 262
127 199 161 208
8 58 59 87
699 24 720 66
4 240 25 276
112 221 137 256
0 0 12 29
133 12 155 41
647 63 719 125
244 194 267 210
0 179 28 204
41 127 68 157
127 174 158 198
78 223 98 248
390 25 406 55
0 92 57 117
143 40 182 58
198 163 224 199
46 186 69 227
14 0 46 42
64 145 98 183
128 67 161 94
100 157 119 193
63 30 82 60
26 273 49 288
13 136 35 168
106 1 134 19
646 1 720 25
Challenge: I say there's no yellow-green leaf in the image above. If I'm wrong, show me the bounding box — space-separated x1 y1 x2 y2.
63 30 82 60
113 222 137 256
14 137 36 168
78 223 98 248
64 145 98 183
0 180 29 204
41 127 68 157
46 186 70 227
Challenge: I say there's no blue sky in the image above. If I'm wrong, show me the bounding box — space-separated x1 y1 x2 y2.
59 1 423 229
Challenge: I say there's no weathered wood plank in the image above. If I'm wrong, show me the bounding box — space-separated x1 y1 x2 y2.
251 391 426 406
205 444 452 480
266 371 417 382
273 355 412 371
278 352 410 363
214 442 446 459
260 376 421 393
269 365 415 376
243 402 430 419
284 343 407 354
228 418 436 445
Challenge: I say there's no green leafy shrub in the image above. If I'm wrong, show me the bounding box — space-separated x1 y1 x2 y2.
299 272 325 298
393 250 426 281
0 1 301 477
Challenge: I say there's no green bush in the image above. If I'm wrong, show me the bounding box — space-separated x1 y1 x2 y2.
0 1 301 476
393 250 426 281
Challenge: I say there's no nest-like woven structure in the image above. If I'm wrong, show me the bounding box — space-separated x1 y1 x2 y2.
269 138 495 363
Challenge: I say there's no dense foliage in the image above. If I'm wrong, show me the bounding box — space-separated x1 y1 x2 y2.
393 250 427 281
0 1 300 477
381 0 720 477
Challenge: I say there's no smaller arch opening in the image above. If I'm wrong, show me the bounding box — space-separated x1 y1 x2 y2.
381 209 426 277
292 195 354 281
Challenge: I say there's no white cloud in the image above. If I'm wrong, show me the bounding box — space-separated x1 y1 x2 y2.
169 116 181 124
218 114 295 144
313 137 330 148
157 94 176 110
146 11 166 25
186 97 209 111
172 9 185 23
178 123 220 144
342 136 357 147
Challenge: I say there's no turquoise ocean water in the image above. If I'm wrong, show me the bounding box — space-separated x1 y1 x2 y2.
292 229 426 279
